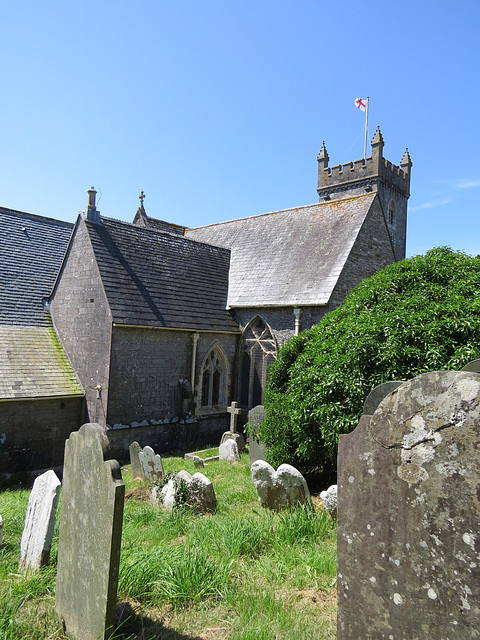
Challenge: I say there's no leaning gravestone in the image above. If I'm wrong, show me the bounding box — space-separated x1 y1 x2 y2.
247 405 267 463
139 445 164 482
251 460 312 511
19 469 61 571
337 371 480 640
55 423 125 640
129 441 143 479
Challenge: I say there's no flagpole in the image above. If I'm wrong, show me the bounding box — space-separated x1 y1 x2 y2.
363 97 369 160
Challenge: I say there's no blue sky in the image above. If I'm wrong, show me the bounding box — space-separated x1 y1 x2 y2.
1 1 479 257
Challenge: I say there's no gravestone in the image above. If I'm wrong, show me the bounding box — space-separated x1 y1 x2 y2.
251 460 312 511
55 423 125 640
247 405 266 463
129 441 143 479
461 358 480 373
220 401 245 452
362 380 405 416
337 371 480 640
319 484 337 519
219 438 240 462
139 445 164 482
19 469 61 571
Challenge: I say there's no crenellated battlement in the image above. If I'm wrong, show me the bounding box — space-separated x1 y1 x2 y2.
317 127 412 200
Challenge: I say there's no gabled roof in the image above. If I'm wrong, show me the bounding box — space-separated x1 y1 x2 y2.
83 217 239 332
0 207 73 326
0 325 82 399
185 193 378 308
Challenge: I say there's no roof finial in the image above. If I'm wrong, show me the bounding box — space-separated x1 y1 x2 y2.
317 141 329 169
139 191 145 208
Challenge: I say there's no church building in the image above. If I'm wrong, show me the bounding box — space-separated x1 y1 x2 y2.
0 128 411 472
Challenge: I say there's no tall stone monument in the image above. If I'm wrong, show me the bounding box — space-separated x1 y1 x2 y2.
55 423 125 640
337 371 480 639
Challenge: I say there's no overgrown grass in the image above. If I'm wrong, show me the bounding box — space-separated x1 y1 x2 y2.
0 451 337 639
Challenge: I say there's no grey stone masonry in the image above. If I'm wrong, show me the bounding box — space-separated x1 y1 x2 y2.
55 423 125 640
337 371 480 640
19 470 61 572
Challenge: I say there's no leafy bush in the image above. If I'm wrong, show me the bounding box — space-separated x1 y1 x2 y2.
259 247 480 475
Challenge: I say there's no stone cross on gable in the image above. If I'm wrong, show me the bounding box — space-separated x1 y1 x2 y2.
227 401 242 433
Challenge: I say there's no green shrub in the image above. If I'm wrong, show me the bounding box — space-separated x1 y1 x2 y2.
260 247 480 475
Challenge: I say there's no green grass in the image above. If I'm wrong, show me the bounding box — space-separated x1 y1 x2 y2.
0 451 337 639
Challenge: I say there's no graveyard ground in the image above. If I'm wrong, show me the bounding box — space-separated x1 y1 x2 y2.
0 451 336 640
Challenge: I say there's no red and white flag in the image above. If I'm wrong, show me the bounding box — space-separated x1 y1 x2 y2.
354 98 367 112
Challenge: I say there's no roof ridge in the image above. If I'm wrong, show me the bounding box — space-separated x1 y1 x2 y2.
187 192 376 231
0 207 74 227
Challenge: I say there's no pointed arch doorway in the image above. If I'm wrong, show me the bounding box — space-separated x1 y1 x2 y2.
237 316 277 410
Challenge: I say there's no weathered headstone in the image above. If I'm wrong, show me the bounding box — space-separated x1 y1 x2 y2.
129 441 143 479
19 469 61 571
139 445 164 482
247 405 266 463
55 423 125 640
220 401 245 452
461 358 480 373
160 470 217 513
337 371 480 639
319 484 337 519
362 380 405 415
251 460 312 511
219 438 240 462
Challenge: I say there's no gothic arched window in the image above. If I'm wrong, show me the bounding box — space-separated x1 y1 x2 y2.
238 317 277 409
199 346 228 410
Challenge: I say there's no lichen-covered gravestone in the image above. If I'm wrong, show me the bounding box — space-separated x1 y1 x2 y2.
19 469 61 571
55 423 125 640
337 371 480 640
219 438 240 462
139 445 164 482
251 460 312 511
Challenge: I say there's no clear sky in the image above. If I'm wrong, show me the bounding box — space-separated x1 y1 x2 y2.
1 1 479 257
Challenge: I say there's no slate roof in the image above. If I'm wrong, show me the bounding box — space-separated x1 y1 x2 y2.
0 207 73 326
0 325 82 399
185 193 377 308
84 217 239 332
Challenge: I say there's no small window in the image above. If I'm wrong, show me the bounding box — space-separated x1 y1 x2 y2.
200 346 228 409
388 200 396 226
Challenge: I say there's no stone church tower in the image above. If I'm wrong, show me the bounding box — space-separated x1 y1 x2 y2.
317 127 412 261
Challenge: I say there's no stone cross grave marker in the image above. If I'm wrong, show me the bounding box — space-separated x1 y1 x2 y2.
227 401 242 433
337 371 480 640
139 445 164 482
129 441 143 479
55 423 125 640
19 469 61 572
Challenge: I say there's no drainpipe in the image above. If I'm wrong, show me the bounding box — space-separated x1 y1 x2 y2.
293 308 303 336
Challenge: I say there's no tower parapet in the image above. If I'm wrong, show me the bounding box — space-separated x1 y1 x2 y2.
317 127 412 261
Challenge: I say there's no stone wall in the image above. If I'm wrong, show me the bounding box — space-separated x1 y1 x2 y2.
50 219 112 425
107 326 238 425
106 415 228 462
330 196 395 309
0 396 84 473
